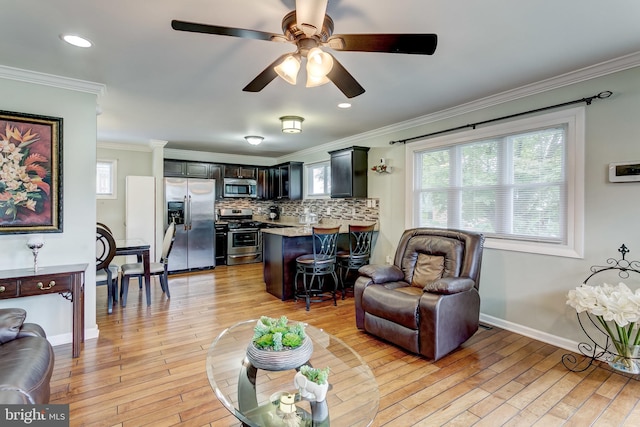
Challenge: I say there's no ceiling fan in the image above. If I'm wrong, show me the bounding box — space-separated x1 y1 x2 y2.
171 0 437 98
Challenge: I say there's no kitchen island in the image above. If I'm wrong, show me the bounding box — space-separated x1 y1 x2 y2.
261 220 377 300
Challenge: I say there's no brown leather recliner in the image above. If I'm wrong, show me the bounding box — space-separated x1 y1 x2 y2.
354 228 484 361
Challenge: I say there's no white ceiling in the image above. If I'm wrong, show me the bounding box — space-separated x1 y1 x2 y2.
1 0 639 158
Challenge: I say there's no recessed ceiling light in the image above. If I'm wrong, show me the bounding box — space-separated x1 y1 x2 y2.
338 102 352 109
60 34 92 48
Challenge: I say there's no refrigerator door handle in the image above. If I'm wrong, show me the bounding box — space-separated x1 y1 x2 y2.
188 195 192 231
183 195 188 231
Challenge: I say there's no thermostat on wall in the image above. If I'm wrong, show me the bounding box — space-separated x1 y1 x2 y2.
609 161 640 182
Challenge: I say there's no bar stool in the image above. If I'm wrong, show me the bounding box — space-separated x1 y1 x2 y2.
294 226 340 311
336 224 375 299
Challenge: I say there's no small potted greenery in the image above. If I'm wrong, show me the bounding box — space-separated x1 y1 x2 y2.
294 365 330 402
246 316 313 371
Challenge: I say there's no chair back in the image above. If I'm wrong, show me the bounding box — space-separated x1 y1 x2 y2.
160 222 176 263
97 222 113 234
394 228 484 289
348 224 375 260
96 226 116 271
311 226 340 261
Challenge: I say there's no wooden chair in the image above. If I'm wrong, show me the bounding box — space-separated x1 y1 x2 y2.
336 224 375 299
96 226 119 314
120 222 176 306
294 226 340 311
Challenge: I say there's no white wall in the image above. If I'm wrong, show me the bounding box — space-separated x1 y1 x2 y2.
97 145 153 239
0 73 102 345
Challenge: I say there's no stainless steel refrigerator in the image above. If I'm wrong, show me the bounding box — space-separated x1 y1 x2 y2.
164 177 216 272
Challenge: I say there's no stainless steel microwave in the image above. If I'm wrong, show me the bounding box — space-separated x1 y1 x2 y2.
223 178 257 198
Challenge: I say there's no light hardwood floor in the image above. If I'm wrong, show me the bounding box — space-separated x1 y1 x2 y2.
50 263 640 426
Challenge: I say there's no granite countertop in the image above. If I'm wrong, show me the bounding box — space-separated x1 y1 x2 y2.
256 215 378 237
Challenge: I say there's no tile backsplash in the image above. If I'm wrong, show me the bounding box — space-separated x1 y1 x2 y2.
216 198 379 223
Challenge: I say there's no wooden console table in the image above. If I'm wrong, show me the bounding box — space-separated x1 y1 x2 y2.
0 263 87 358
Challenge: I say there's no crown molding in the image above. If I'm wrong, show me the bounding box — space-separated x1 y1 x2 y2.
98 141 154 152
283 51 640 161
0 64 105 95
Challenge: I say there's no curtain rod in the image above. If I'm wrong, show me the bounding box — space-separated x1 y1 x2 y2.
389 90 612 145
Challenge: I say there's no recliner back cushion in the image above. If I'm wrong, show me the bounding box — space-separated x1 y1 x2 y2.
410 254 444 287
401 236 463 284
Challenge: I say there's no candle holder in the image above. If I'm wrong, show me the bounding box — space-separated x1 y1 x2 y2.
26 236 44 272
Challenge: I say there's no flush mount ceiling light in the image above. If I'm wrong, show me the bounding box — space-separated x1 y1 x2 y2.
60 34 92 48
244 135 264 145
280 116 304 134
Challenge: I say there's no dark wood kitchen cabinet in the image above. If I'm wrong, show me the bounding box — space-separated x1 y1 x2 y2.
209 164 224 200
329 146 369 198
163 160 210 178
223 164 257 179
257 167 271 200
270 162 303 200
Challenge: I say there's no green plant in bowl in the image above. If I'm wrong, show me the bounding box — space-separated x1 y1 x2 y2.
252 316 306 351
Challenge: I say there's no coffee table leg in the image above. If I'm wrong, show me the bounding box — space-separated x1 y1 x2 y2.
238 359 259 415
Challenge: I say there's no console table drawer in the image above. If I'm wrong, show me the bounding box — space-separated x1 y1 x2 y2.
0 280 18 298
19 274 72 296
0 263 87 358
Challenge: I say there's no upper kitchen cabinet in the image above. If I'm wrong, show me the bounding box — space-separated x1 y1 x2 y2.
329 146 369 198
209 164 224 200
163 160 210 179
270 162 303 200
257 167 271 200
223 164 257 180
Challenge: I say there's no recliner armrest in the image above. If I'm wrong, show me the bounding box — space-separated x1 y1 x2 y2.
0 308 27 344
358 264 405 284
423 277 475 295
17 323 47 339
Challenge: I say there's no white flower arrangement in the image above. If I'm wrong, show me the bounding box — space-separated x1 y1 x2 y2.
567 282 640 368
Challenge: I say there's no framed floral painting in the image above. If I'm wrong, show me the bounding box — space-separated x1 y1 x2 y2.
0 110 63 234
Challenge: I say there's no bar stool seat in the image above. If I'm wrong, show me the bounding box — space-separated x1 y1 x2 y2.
294 226 340 311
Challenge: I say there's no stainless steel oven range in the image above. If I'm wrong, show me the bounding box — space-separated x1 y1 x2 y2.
218 208 262 265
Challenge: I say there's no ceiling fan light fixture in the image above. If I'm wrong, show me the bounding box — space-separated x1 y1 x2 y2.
274 55 301 85
280 116 304 134
307 48 333 75
244 135 264 145
306 74 330 88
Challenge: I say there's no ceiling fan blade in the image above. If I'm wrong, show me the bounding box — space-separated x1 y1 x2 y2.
326 54 365 99
295 0 328 36
327 33 438 55
242 54 290 92
171 20 287 43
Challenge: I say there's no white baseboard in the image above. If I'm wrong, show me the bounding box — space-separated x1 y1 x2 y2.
480 313 579 354
47 327 99 348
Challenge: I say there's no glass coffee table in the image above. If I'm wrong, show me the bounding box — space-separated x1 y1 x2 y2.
206 319 379 426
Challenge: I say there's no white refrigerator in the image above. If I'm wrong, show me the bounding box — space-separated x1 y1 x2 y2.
164 177 216 272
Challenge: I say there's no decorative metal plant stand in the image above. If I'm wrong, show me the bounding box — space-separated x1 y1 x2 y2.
562 244 640 377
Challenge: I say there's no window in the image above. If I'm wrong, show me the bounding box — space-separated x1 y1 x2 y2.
304 161 331 198
96 159 117 199
407 107 584 257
